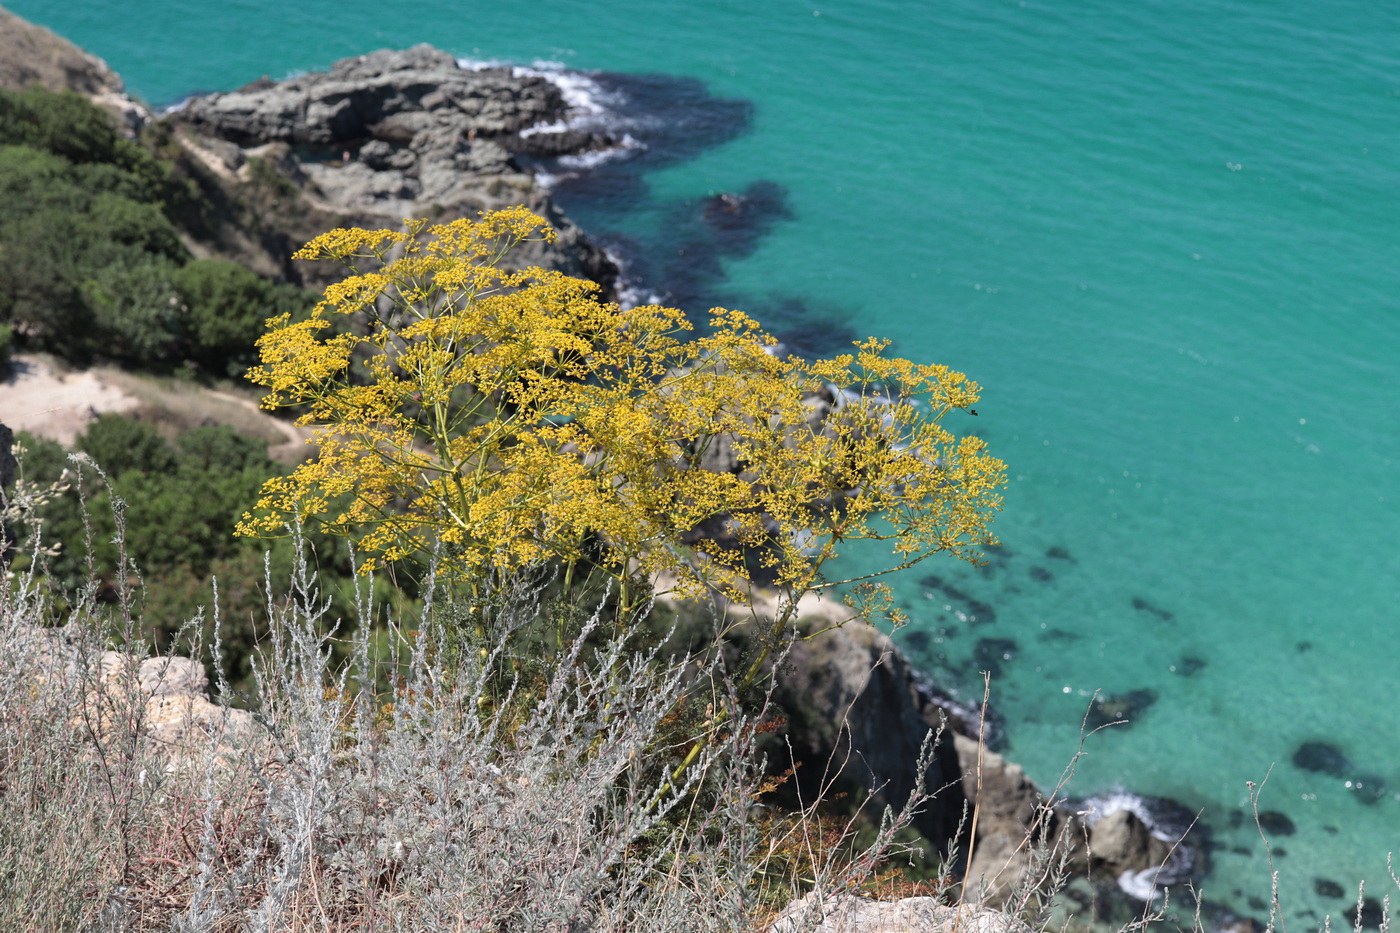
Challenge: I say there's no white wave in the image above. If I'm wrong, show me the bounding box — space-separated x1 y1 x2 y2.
1081 791 1197 898
460 55 636 143
518 119 570 138
604 248 664 310
558 134 644 168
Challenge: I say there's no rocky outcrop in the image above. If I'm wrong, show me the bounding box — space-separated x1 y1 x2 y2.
180 45 566 149
771 891 1032 933
768 600 968 853
170 46 618 294
947 732 1085 904
0 5 148 134
754 592 1196 908
18 623 264 771
0 5 123 96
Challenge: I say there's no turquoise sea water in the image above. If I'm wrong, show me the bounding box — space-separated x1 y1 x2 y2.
11 0 1399 924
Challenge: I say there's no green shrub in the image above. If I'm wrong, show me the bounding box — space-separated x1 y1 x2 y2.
0 87 312 375
172 259 316 377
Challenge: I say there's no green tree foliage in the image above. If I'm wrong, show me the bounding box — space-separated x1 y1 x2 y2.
0 87 315 375
0 86 166 201
12 417 415 691
172 259 316 377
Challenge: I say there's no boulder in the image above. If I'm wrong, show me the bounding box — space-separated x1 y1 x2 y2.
16 623 264 771
771 891 1032 933
766 597 968 854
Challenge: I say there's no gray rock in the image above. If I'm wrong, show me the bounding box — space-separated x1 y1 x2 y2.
173 45 619 297
771 606 967 853
180 45 565 148
771 891 1032 933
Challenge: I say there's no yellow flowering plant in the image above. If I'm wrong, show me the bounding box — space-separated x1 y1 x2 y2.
237 206 1002 652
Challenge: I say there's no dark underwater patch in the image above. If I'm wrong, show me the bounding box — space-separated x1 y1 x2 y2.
1314 879 1345 899
1293 741 1349 776
1348 897 1387 929
919 573 997 626
1255 811 1295 836
1085 688 1158 730
973 637 1018 678
1174 656 1206 676
1131 596 1174 622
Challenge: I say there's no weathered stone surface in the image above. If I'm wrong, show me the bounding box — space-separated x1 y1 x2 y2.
771 891 1032 933
181 45 563 146
1088 809 1150 869
17 623 264 771
948 732 1086 906
172 46 618 296
765 597 968 854
0 5 123 96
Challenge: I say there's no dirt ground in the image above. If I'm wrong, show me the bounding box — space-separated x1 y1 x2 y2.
0 355 141 447
0 355 311 459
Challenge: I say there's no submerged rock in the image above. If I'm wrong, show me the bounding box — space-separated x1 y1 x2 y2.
1293 740 1350 775
1347 896 1387 930
1086 688 1159 730
1314 878 1345 899
1254 806 1293 834
1130 596 1174 622
1255 810 1296 836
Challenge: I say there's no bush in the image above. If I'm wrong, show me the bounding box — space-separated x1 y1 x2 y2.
172 258 316 378
0 87 315 374
0 528 941 931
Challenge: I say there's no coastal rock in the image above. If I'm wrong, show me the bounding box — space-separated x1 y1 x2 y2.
0 5 147 134
0 6 123 97
770 602 968 851
171 45 618 296
180 45 564 146
771 891 1032 933
947 732 1086 905
740 590 1197 907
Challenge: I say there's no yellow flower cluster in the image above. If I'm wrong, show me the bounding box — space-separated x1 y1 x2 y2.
237 209 1005 606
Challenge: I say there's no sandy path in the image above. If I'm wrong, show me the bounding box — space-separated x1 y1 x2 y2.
0 355 316 461
0 355 141 446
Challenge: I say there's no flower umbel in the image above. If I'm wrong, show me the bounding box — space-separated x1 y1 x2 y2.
237 209 1005 608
